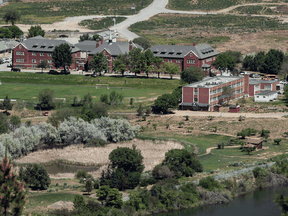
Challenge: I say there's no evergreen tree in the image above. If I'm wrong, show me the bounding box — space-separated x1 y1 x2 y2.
52 43 73 73
0 155 26 216
85 179 93 194
109 170 118 189
1 96 13 115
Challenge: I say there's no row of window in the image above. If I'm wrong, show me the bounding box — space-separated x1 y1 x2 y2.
16 51 53 57
210 89 243 102
210 82 244 95
32 59 52 64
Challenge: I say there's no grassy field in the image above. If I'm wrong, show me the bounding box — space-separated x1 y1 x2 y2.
0 0 152 24
79 17 127 30
167 0 283 11
0 72 181 90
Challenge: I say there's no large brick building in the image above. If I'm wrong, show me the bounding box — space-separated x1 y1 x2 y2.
149 43 220 73
182 75 279 111
12 36 81 69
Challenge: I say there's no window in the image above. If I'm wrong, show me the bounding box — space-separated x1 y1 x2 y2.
75 53 77 57
263 96 266 98
40 53 44 56
168 59 173 63
48 60 52 64
187 59 195 64
103 51 106 54
176 60 181 63
76 60 79 64
16 51 24 55
19 45 22 49
190 53 192 57
47 53 52 57
16 58 24 63
257 96 259 98
206 58 212 62
194 98 198 102
194 91 198 95
32 52 36 56
32 59 36 63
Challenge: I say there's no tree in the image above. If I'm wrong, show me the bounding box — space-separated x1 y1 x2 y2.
180 66 206 84
37 89 56 110
113 54 130 77
222 86 234 105
0 113 9 134
259 49 284 74
0 27 12 39
27 25 45 38
274 138 282 145
37 60 48 73
9 115 21 131
52 43 73 73
275 194 288 214
78 102 108 122
260 129 270 140
224 50 242 63
89 53 108 75
3 9 21 25
133 37 152 50
1 96 13 114
243 146 256 155
73 195 86 209
97 186 123 208
22 164 50 189
79 33 90 42
137 104 145 116
143 49 155 77
162 149 203 178
154 57 163 78
0 156 26 216
212 53 236 72
85 179 93 194
108 146 144 190
164 62 181 79
154 93 178 114
47 108 78 128
129 48 142 76
7 25 23 38
242 55 254 71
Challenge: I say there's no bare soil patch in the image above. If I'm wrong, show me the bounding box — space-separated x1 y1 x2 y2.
15 139 183 178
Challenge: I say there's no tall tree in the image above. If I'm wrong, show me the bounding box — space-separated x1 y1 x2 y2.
154 57 163 78
222 86 234 105
212 53 236 72
154 93 178 114
113 54 130 77
129 48 142 76
0 156 26 216
8 25 23 39
0 113 9 134
132 37 152 50
89 53 108 76
37 89 56 110
164 62 181 79
52 43 73 73
0 28 13 39
27 26 45 38
143 49 155 77
180 66 206 84
37 59 48 73
1 96 13 115
259 49 284 74
3 9 21 25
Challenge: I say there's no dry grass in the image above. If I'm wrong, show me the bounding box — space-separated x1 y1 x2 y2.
15 139 183 178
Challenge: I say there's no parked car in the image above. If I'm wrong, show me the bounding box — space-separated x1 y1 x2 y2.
11 68 21 72
48 69 59 74
60 69 70 74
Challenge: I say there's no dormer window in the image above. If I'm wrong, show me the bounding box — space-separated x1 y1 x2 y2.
32 45 38 48
103 51 106 54
160 52 166 54
176 52 182 55
40 45 46 48
168 52 174 55
153 51 158 54
48 46 53 49
190 53 192 57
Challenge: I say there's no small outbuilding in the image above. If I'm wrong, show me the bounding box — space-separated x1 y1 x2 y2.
229 105 240 113
244 138 263 150
254 90 278 102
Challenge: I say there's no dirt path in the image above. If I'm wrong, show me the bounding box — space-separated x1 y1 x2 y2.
202 145 241 156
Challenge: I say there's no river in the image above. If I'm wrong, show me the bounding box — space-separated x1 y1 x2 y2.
155 187 288 216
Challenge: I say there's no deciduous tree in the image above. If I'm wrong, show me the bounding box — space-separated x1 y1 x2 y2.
8 25 23 38
113 54 130 77
164 62 181 79
259 49 284 74
133 37 152 49
37 60 48 73
129 48 142 76
180 66 206 84
154 94 178 114
27 25 45 38
3 9 21 25
212 53 236 72
37 89 56 110
0 28 12 39
222 86 234 105
52 43 73 73
89 53 108 75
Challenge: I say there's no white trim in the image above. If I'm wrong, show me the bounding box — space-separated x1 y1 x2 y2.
183 50 199 58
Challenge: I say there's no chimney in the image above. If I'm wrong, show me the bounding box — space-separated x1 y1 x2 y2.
244 74 249 95
129 40 133 51
193 41 196 46
101 37 104 44
96 39 100 48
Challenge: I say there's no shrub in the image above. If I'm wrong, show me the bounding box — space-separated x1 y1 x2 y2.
94 181 99 189
75 170 88 179
152 123 157 130
274 138 282 145
184 115 189 121
86 137 106 147
9 115 21 131
252 167 269 179
152 165 175 180
85 179 93 194
142 116 146 121
146 107 152 116
37 89 56 110
139 178 158 187
199 176 221 191
208 116 214 120
73 194 86 209
25 120 31 127
137 104 145 116
22 163 51 189
165 124 170 129
178 122 184 128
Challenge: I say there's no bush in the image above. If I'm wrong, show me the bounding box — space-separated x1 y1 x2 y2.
142 116 146 121
154 93 178 114
137 104 145 116
37 89 56 110
252 167 269 179
86 137 106 147
152 165 175 180
25 120 31 127
152 123 157 130
94 181 99 189
9 115 21 131
274 138 282 145
199 176 221 191
139 178 158 187
85 179 93 194
75 170 88 179
22 163 51 189
178 122 184 128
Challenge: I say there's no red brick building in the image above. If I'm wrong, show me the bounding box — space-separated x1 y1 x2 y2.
12 36 81 69
149 43 220 73
182 74 279 111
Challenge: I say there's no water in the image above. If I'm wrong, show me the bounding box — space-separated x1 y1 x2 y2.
155 187 288 216
43 162 99 175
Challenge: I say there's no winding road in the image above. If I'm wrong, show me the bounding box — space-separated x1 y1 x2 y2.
7 0 288 41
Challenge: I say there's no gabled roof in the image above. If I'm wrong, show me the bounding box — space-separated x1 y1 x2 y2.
88 41 143 56
0 40 19 52
75 40 96 52
149 43 220 59
22 37 80 53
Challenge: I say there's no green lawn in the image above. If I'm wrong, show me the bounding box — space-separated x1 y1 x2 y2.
0 83 168 104
0 72 180 90
0 0 152 24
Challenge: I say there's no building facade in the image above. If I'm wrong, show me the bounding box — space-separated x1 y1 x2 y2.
182 75 280 111
12 36 81 69
149 43 220 73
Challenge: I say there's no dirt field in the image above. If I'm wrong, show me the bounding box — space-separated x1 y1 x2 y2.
15 139 183 178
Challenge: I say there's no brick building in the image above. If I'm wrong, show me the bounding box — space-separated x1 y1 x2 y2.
149 43 220 73
12 36 81 69
182 74 279 111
